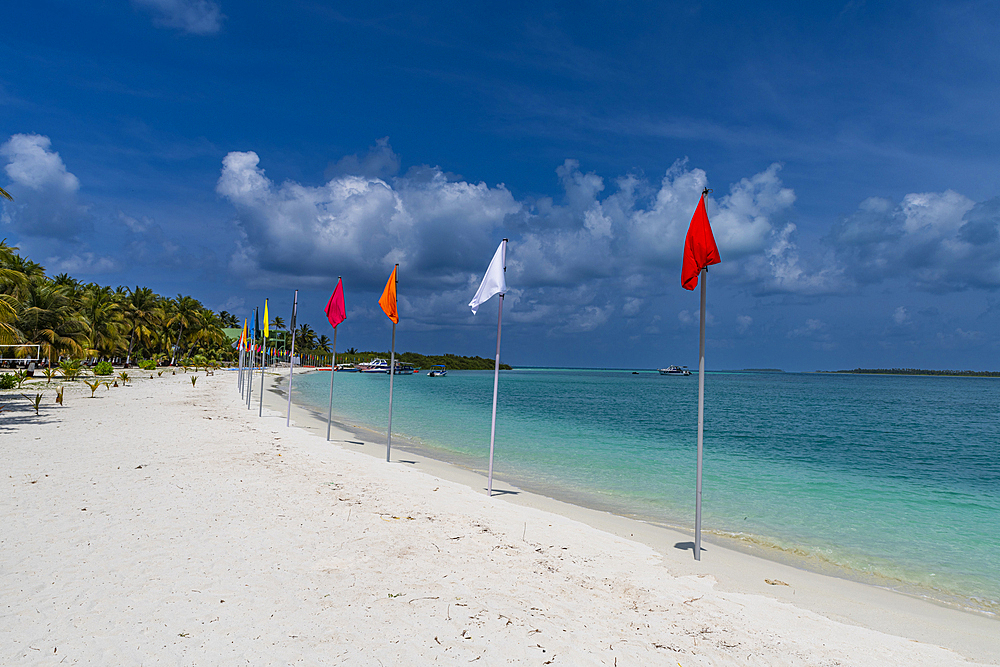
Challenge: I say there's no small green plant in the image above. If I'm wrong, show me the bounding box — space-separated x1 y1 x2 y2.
157 370 164 377
22 393 43 415
93 361 114 376
0 373 17 390
117 371 130 385
59 360 83 381
13 370 30 389
138 360 156 371
42 367 58 384
85 379 102 398
103 381 112 391
190 376 197 387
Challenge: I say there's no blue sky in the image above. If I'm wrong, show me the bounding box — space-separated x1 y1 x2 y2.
3 0 1000 370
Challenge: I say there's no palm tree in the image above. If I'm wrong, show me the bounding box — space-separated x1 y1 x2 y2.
80 284 124 360
0 241 28 345
295 323 317 351
316 334 331 353
17 281 89 370
123 286 162 365
270 315 285 330
0 186 12 201
168 294 204 365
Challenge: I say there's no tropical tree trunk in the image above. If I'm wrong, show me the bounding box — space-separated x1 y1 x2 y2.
126 327 135 366
170 324 184 365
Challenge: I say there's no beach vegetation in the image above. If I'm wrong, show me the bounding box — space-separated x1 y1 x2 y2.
59 359 83 380
93 361 114 376
22 393 43 415
0 244 235 370
138 359 156 371
0 373 17 390
85 378 102 398
191 376 197 387
41 367 58 384
117 371 130 385
12 370 30 389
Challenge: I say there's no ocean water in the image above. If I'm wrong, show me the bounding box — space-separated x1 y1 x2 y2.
292 368 1000 615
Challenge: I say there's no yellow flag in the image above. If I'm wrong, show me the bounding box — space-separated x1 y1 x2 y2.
263 299 269 338
379 265 398 324
241 319 247 349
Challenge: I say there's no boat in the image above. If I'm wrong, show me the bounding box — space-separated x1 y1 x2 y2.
358 358 390 373
427 364 447 377
658 365 691 376
334 364 359 372
389 361 417 375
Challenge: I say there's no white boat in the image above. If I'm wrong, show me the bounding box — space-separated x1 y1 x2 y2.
389 361 417 375
358 358 389 373
427 364 447 377
658 365 691 376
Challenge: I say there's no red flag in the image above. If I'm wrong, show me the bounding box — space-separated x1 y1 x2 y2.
681 192 721 290
325 278 347 328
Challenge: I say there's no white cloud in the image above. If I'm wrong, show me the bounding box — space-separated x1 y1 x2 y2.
217 150 520 290
45 252 118 275
828 191 1000 292
1 134 89 238
893 306 909 325
132 0 223 34
736 314 753 333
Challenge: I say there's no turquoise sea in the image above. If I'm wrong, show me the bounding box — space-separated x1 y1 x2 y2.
292 368 1000 615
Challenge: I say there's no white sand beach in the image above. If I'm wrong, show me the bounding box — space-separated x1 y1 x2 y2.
2 369 997 665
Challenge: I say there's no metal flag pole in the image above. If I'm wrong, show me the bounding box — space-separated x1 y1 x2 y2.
486 239 507 497
695 267 707 561
326 322 338 441
238 335 244 397
258 340 266 416
286 290 298 427
247 313 255 410
386 265 398 462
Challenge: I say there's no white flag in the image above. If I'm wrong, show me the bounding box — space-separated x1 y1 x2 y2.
469 240 507 314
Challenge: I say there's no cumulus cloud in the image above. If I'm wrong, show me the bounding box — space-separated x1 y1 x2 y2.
217 149 520 290
132 0 223 34
1 134 89 238
736 314 753 333
45 252 118 275
827 191 1000 292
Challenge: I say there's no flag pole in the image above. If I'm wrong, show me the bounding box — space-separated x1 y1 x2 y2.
258 340 266 416
326 277 342 441
286 290 298 427
326 325 337 440
247 317 255 410
486 239 507 497
238 334 244 396
695 267 707 561
386 265 398 462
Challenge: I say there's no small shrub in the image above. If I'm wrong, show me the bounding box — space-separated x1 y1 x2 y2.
190 376 197 387
138 360 156 371
0 374 17 390
94 361 114 376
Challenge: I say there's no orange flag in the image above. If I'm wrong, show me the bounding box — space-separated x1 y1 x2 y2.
379 265 398 324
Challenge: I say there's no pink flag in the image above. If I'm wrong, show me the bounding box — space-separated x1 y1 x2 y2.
325 278 346 328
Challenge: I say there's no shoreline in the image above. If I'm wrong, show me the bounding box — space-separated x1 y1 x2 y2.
268 368 1000 663
277 369 997 619
2 369 997 664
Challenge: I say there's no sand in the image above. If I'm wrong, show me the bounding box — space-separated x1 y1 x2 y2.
2 369 997 665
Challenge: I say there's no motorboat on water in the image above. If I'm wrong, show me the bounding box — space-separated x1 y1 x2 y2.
427 364 447 377
334 364 359 372
658 365 691 376
389 361 418 375
358 358 390 373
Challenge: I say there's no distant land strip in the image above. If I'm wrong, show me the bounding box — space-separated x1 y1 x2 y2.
830 368 1000 377
344 351 511 371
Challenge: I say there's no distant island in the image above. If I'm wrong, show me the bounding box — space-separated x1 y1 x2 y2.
741 368 784 372
343 350 511 371
829 368 1000 377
